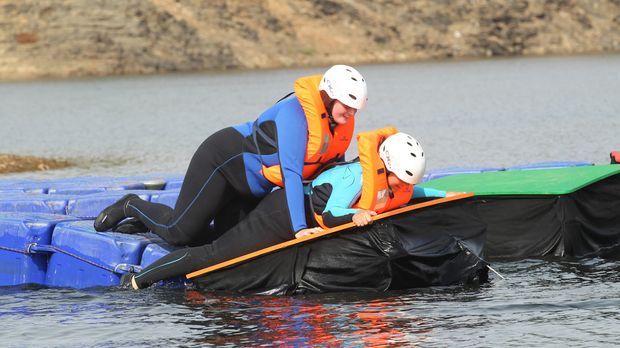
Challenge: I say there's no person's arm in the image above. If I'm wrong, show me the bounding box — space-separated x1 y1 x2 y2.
412 186 464 198
315 165 365 228
322 205 359 228
412 186 446 198
324 195 376 228
274 108 309 233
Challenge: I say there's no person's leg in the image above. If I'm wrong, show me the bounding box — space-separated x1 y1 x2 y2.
210 196 261 241
95 128 245 246
113 217 148 234
125 171 234 246
131 188 295 288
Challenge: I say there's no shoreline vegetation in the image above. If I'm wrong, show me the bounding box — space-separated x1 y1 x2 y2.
1 1 619 173
0 154 71 175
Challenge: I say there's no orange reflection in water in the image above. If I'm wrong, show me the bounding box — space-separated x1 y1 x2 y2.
185 291 432 346
255 297 341 346
351 299 432 347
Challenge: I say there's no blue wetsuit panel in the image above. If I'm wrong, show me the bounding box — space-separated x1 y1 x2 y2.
232 97 309 232
311 162 362 219
413 186 446 198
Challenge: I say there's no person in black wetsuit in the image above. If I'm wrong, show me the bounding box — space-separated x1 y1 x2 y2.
92 65 369 286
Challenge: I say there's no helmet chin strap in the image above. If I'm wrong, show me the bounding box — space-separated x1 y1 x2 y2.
327 99 337 131
386 173 396 199
326 99 336 118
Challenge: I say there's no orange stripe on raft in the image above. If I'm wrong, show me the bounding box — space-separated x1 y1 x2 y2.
186 192 474 280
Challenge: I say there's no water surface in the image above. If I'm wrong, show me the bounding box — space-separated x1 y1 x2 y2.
1 55 619 346
1 54 618 179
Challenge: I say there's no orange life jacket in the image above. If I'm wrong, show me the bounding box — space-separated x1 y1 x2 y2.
261 75 355 186
313 127 414 228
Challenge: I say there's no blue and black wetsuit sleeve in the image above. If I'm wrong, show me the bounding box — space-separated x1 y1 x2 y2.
312 183 359 227
412 186 447 198
274 108 309 233
311 164 361 228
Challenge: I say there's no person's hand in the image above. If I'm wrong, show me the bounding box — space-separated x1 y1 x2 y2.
445 191 467 198
295 227 324 239
352 209 377 227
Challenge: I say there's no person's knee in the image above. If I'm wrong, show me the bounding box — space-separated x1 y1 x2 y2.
164 226 198 247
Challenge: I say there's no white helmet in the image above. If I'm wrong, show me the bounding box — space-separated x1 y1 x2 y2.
379 133 426 184
319 65 368 110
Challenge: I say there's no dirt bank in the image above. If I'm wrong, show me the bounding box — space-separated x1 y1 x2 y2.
1 0 619 80
0 154 71 174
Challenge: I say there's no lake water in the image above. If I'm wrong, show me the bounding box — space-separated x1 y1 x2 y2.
1 55 620 346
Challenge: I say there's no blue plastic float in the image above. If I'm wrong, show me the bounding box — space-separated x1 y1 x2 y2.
422 166 504 182
149 190 180 208
0 193 73 215
65 190 155 219
0 174 181 288
0 212 80 286
164 179 184 190
140 243 177 269
506 161 593 171
46 220 163 288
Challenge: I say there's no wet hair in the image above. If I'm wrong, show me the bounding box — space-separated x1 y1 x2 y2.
320 90 336 118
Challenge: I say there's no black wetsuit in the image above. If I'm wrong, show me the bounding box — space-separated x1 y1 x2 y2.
123 95 341 287
133 188 317 288
124 93 317 246
125 127 261 246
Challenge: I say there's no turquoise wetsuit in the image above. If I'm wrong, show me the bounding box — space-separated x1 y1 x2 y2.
309 161 446 227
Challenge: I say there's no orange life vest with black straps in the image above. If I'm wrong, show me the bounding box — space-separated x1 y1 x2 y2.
313 127 414 229
261 75 355 186
354 127 413 213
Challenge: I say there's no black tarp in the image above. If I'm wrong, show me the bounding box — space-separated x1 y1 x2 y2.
478 173 620 259
191 173 620 294
193 200 489 295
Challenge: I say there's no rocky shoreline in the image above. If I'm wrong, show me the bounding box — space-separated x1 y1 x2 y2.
0 154 70 175
2 1 619 174
1 0 619 80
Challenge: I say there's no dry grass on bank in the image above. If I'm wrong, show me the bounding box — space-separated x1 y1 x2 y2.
0 154 71 174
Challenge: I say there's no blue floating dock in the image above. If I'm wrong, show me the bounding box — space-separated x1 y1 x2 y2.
65 191 155 219
0 212 81 286
47 178 146 195
150 190 180 208
422 166 504 182
164 179 184 190
141 243 177 269
0 182 47 194
0 161 602 289
0 174 186 288
506 161 593 171
121 175 177 190
0 175 180 195
46 220 161 288
0 193 73 215
140 243 185 287
0 177 112 194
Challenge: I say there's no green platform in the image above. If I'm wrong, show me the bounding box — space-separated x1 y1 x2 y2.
418 165 620 196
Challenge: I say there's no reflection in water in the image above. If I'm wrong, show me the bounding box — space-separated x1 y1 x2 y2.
0 259 619 346
181 290 434 346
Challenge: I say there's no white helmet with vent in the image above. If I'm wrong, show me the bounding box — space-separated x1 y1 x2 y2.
379 133 426 184
319 65 368 110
